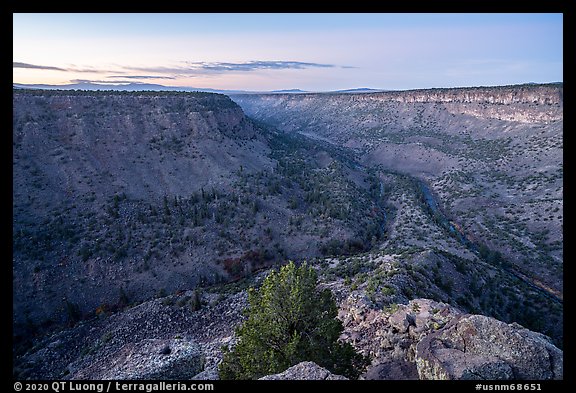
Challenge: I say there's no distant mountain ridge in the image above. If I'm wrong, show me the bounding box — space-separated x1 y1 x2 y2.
330 87 387 93
12 82 250 95
13 82 387 95
15 81 561 96
271 88 308 93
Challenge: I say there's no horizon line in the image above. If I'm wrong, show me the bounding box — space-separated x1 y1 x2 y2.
13 81 564 95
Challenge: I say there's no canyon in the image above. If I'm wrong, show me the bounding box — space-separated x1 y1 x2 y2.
13 83 563 380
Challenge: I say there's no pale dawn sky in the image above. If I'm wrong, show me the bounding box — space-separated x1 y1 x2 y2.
13 13 563 91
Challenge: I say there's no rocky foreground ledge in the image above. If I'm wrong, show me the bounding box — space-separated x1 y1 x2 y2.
260 310 563 381
14 289 562 380
337 296 562 380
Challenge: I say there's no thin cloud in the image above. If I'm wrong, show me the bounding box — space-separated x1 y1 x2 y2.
107 75 176 80
13 61 114 74
192 60 337 71
15 60 350 79
15 60 355 85
70 79 153 85
125 65 197 75
13 62 67 71
126 60 345 75
67 66 116 73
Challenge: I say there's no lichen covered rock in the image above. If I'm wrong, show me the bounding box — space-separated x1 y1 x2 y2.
415 315 563 380
259 362 347 380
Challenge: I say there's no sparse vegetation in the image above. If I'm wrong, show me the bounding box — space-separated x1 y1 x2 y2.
219 262 368 380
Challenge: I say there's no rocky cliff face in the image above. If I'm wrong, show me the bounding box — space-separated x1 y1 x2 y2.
366 84 562 106
234 84 563 129
13 91 266 202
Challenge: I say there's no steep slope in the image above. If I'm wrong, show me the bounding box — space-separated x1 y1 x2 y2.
232 83 563 298
13 90 269 204
13 90 385 342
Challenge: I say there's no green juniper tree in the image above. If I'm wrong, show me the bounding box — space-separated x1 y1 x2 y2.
219 261 368 379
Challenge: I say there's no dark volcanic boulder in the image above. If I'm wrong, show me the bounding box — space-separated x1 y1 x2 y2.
415 315 563 380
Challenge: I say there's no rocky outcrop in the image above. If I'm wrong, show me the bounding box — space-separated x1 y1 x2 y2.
69 339 203 380
339 297 461 379
415 315 563 380
338 296 563 380
259 362 348 380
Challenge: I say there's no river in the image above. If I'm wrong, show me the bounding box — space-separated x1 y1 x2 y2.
414 177 562 305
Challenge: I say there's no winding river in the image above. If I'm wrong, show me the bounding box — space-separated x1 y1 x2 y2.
413 178 562 305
